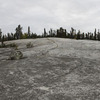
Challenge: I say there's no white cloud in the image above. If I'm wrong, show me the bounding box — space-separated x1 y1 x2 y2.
0 0 100 34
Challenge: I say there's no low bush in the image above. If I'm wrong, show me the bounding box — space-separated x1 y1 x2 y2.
26 42 33 48
8 50 23 60
0 43 18 50
9 43 18 50
0 43 7 48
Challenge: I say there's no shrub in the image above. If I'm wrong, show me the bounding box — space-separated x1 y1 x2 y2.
9 43 18 50
8 50 23 60
0 43 6 48
26 42 33 48
0 43 18 49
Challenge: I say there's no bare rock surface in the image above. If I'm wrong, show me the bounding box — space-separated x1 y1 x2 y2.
0 38 100 100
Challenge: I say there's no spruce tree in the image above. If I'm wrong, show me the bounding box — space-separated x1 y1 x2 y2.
0 29 4 46
82 33 84 39
15 25 23 39
2 35 4 46
98 29 100 41
49 28 53 37
0 29 2 42
70 27 74 38
7 33 10 40
11 33 14 40
28 26 31 38
94 28 97 40
43 28 47 37
77 30 80 39
90 33 93 40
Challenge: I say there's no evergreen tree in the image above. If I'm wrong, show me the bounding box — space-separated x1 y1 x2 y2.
94 28 97 40
11 33 14 40
2 35 4 46
57 27 66 38
77 30 80 39
43 28 47 37
28 26 31 38
82 32 84 39
52 30 56 37
14 34 16 40
7 33 10 40
97 29 100 41
0 29 4 46
86 33 88 39
70 27 74 38
15 25 23 39
88 32 90 39
90 33 93 40
0 29 2 42
49 28 53 37
31 33 37 38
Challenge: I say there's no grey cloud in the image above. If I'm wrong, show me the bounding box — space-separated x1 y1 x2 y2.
0 0 100 34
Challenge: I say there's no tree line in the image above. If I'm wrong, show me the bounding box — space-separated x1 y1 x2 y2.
0 25 100 46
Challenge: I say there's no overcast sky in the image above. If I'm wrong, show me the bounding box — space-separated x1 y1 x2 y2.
0 0 100 34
